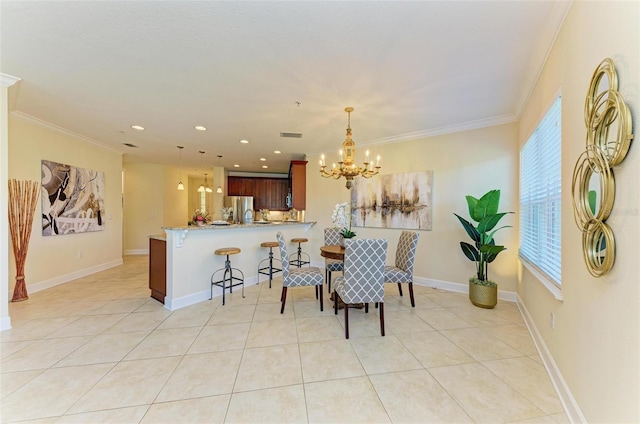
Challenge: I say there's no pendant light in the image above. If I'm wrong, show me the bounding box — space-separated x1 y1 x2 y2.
197 151 206 192
216 155 223 194
176 146 185 190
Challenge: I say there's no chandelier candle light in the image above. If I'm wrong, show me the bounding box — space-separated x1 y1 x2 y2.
319 107 381 189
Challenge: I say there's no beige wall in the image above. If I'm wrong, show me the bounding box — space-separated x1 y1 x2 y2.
8 115 123 290
518 1 639 422
122 163 164 252
306 122 519 294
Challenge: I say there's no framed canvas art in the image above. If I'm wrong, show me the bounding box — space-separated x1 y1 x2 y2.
41 159 105 236
351 171 432 230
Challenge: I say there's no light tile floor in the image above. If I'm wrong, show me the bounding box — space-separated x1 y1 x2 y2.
1 256 568 423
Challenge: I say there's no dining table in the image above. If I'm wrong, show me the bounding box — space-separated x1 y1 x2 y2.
319 244 345 261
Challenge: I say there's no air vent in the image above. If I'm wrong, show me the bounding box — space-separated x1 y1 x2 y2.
123 143 138 148
280 132 303 138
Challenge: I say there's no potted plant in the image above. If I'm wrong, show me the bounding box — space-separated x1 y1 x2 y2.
331 202 356 244
454 189 512 309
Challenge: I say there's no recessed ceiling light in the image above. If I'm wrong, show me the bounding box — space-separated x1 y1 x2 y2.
262 165 268 169
131 125 144 131
240 139 249 144
260 158 266 161
274 150 281 154
234 164 240 168
195 126 207 131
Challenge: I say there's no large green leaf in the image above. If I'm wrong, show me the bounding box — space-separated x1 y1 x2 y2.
473 190 501 221
481 244 507 263
465 195 479 222
454 213 480 243
477 212 511 233
460 242 479 261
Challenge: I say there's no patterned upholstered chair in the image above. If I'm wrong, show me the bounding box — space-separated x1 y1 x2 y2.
324 228 344 293
384 231 420 307
276 232 324 314
333 238 388 339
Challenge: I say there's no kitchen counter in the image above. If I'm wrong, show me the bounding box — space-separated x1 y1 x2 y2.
160 221 316 310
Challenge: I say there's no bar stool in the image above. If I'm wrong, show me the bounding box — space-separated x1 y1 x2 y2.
210 247 245 305
289 238 310 268
257 241 282 288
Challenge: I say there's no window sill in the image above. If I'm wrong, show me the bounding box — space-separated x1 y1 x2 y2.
519 255 563 301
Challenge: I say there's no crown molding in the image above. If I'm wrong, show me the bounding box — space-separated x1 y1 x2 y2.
10 111 123 155
0 73 21 88
305 113 517 155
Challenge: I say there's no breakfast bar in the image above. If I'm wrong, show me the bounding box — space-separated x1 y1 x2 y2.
159 221 315 310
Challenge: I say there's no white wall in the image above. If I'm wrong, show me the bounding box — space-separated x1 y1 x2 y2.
7 114 124 292
306 122 519 295
1 84 11 329
517 1 639 422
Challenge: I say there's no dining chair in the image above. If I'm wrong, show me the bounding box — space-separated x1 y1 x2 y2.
333 238 388 339
384 231 420 307
276 232 324 313
324 228 344 293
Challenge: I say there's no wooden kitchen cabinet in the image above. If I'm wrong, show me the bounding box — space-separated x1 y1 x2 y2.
228 176 289 210
149 237 166 304
289 160 307 210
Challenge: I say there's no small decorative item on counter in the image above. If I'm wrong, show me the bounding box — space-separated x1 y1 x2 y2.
221 207 233 222
259 209 270 221
331 202 356 239
192 209 211 226
288 208 298 221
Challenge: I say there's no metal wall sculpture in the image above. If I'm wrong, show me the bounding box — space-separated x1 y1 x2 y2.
351 171 432 230
41 159 106 236
571 58 633 277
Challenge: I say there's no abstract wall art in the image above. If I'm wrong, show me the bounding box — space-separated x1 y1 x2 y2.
351 170 433 230
41 159 105 236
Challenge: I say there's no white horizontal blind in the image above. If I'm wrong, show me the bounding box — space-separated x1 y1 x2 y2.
520 96 562 285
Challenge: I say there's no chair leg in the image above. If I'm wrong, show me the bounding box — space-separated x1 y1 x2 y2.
327 270 332 293
408 282 415 307
344 302 349 339
319 284 323 311
315 285 318 299
379 302 385 337
280 287 288 314
364 303 369 313
334 291 338 315
397 282 403 296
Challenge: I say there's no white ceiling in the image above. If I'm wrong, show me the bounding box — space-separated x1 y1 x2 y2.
1 1 570 175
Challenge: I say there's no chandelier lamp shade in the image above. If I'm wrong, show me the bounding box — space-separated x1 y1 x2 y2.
197 151 213 193
319 107 381 189
176 145 185 191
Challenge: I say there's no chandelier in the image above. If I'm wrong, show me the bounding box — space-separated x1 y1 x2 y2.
319 107 380 189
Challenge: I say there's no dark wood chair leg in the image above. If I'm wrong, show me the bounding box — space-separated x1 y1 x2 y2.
344 302 349 339
397 282 403 296
364 303 369 313
315 285 318 299
379 302 385 336
327 270 332 293
334 291 338 315
408 282 415 307
280 287 288 314
319 284 323 311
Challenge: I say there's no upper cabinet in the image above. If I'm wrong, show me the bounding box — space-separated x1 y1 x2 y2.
227 176 289 211
289 160 307 210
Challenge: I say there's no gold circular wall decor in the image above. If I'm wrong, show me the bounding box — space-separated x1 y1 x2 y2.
572 58 634 277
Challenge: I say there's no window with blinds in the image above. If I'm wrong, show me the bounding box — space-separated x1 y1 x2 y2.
519 96 562 286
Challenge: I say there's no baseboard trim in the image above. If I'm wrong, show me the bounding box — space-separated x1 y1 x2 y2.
24 258 124 294
124 249 148 255
517 295 586 423
414 276 518 302
0 316 12 331
165 275 259 311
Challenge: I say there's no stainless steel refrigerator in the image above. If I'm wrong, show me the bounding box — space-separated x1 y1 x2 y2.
223 196 254 223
